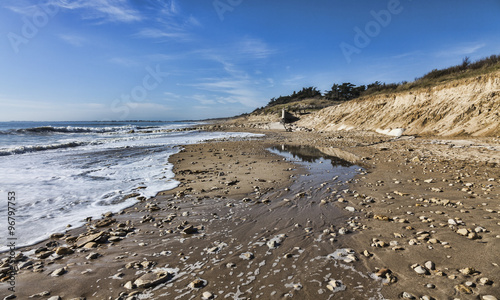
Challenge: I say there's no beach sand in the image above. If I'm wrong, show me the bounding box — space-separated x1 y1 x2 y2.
1 128 499 300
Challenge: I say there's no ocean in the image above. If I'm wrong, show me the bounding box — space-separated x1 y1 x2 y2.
0 121 260 251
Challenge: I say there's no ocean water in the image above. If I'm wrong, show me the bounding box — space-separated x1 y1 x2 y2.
0 121 260 251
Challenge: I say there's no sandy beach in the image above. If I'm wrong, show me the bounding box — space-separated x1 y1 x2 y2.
1 127 499 300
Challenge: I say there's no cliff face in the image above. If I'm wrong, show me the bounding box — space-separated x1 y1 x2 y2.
297 72 500 137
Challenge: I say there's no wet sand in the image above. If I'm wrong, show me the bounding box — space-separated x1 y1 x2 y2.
1 129 499 300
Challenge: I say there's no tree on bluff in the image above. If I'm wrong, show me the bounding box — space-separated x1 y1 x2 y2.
324 82 366 101
267 86 322 107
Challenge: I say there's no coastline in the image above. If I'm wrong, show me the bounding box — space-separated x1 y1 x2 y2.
1 127 499 299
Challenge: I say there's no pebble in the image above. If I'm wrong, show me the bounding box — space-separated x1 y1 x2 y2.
401 292 416 299
457 228 469 236
47 297 61 300
239 252 254 260
414 265 429 275
424 261 435 270
202 291 214 299
86 252 100 260
189 279 205 289
460 267 476 275
51 267 67 277
338 227 349 235
345 206 356 212
482 296 498 300
479 277 492 285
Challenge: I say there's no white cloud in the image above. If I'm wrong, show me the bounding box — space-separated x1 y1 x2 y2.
45 0 142 23
436 43 486 57
133 28 190 40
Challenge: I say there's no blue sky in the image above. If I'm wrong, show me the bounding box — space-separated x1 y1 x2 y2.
1 0 499 121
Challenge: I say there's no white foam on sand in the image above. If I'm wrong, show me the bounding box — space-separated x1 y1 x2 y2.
0 130 261 251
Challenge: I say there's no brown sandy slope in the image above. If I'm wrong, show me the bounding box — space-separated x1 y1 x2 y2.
297 72 500 137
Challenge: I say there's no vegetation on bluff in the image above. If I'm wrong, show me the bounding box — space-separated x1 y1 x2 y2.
252 54 500 115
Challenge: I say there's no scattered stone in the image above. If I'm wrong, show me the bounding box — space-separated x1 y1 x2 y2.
50 233 65 239
460 267 476 275
326 280 345 292
479 277 492 285
482 296 498 300
29 291 50 298
457 228 469 236
424 261 435 270
338 227 349 235
189 279 205 289
134 270 171 288
124 281 135 290
47 297 61 300
401 292 416 299
51 267 67 277
55 247 74 255
345 206 356 212
86 252 100 260
413 265 429 275
76 232 106 248
95 218 115 227
181 225 197 235
239 252 254 260
202 292 214 299
454 284 473 294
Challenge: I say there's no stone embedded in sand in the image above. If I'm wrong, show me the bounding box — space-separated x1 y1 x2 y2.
134 271 171 288
239 252 254 260
202 291 214 299
479 277 492 285
181 225 197 235
413 265 429 275
76 232 106 248
124 281 135 289
457 228 469 236
424 261 435 270
47 297 62 300
338 227 349 235
86 252 100 260
455 284 473 294
374 215 390 221
29 291 51 297
50 233 65 239
95 218 116 227
375 268 391 278
482 296 498 300
401 292 416 299
326 280 345 292
51 267 67 277
345 206 356 212
188 279 205 289
460 267 476 275
55 247 74 255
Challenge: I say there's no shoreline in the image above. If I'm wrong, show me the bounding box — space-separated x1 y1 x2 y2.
1 128 499 299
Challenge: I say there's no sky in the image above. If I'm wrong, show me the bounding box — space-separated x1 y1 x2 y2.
1 0 500 121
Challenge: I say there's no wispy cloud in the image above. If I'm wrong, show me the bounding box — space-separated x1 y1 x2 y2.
436 43 486 57
46 0 142 23
133 28 190 40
